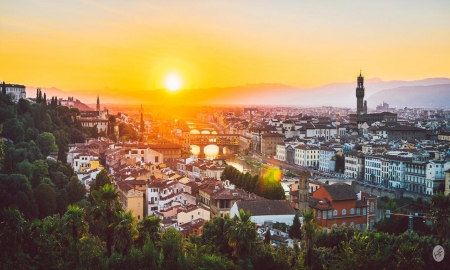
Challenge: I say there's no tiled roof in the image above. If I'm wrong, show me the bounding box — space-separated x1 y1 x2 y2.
236 200 296 216
322 183 357 201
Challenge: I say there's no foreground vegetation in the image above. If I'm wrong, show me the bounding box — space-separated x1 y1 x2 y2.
1 92 450 269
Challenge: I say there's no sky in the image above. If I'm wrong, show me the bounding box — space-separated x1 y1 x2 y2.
1 0 450 94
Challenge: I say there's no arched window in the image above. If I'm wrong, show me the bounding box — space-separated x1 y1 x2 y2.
350 222 354 227
342 222 346 226
370 202 374 212
333 210 338 216
342 209 346 215
350 208 355 214
356 224 360 229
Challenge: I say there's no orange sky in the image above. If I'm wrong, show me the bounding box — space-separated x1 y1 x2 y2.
1 1 450 94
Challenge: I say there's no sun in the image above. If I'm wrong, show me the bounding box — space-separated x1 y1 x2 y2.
164 73 182 91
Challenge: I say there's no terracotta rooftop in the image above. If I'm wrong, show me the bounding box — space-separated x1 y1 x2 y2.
321 183 357 201
236 200 296 216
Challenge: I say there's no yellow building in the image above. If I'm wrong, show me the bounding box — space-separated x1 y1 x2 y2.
116 180 147 220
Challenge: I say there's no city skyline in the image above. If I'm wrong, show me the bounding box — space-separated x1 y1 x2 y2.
1 0 450 98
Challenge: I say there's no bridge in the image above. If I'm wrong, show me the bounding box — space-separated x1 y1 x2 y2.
187 134 244 158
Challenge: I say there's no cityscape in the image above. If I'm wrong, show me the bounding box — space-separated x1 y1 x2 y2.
1 1 450 269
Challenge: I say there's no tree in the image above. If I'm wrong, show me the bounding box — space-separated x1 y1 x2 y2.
289 214 302 240
2 118 25 143
302 209 319 267
160 227 184 270
30 159 49 188
36 132 58 157
201 215 233 256
92 183 121 257
264 228 271 244
34 183 57 218
62 205 88 244
67 176 86 204
137 215 161 246
114 210 138 255
0 207 29 268
90 169 112 194
431 192 450 245
0 173 38 219
228 209 258 260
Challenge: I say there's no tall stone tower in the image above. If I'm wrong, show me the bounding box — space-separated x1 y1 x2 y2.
139 104 144 133
96 95 100 111
298 170 310 213
356 71 365 115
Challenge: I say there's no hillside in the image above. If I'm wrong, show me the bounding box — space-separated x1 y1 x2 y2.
368 84 450 108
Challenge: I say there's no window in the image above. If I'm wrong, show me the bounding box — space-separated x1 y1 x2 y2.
370 202 374 212
333 210 338 216
323 211 327 219
350 222 354 227
350 208 355 214
333 223 337 227
342 209 346 215
328 210 332 219
318 210 321 218
356 224 360 229
342 222 346 226
362 224 366 231
363 208 366 215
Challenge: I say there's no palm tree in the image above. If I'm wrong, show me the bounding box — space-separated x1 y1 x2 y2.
62 205 88 243
114 210 138 255
302 209 319 267
431 192 450 245
227 209 257 260
0 207 28 261
92 183 120 257
137 215 161 246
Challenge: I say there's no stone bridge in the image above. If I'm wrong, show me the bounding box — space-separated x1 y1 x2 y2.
188 134 240 157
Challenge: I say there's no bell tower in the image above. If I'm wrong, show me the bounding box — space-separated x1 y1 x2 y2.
298 170 310 213
356 71 365 115
96 95 100 111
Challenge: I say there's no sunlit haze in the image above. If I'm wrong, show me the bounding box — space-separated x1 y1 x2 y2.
1 0 450 104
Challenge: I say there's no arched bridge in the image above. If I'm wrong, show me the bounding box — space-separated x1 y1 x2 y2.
188 134 241 157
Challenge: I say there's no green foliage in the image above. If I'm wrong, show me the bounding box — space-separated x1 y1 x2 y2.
221 165 285 200
289 215 302 240
228 209 258 260
90 169 112 195
67 176 86 204
160 227 184 270
34 183 57 218
36 132 58 157
264 228 271 244
0 173 38 219
431 192 450 245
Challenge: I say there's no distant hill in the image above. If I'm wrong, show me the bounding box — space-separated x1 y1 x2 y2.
26 77 450 107
368 84 450 108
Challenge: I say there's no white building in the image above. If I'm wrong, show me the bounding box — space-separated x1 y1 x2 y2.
425 161 450 195
364 155 382 184
344 151 365 180
2 82 26 102
318 147 336 172
294 145 320 167
230 200 299 226
276 143 287 162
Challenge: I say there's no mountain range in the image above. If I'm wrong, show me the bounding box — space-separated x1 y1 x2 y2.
26 77 450 108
